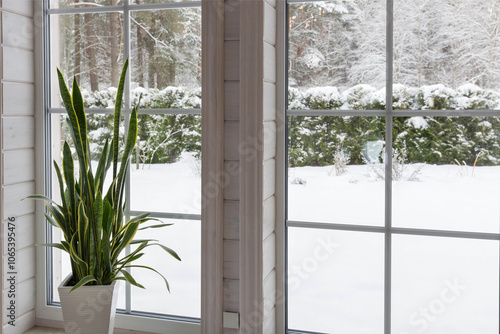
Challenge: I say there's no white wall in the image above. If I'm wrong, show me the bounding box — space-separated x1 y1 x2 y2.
0 1 37 334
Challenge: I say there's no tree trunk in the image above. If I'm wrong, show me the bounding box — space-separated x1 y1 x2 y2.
136 0 144 86
74 1 81 79
110 0 120 87
84 6 99 91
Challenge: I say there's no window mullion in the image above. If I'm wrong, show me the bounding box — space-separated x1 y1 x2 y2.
385 1 394 334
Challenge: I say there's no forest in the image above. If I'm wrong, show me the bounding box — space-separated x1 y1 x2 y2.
53 0 500 167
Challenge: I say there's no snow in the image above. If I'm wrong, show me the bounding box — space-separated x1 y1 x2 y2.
56 157 500 330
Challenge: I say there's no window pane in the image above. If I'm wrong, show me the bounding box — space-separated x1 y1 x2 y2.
288 228 384 333
393 235 499 334
50 0 123 9
394 0 500 110
130 0 195 4
288 116 385 226
288 0 385 109
130 114 201 213
131 219 200 317
130 8 201 95
392 116 500 233
50 12 124 108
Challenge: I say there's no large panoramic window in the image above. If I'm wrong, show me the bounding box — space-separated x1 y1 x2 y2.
286 0 500 333
44 0 201 323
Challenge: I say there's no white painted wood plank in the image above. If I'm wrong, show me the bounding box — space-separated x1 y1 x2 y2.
1 0 34 17
223 278 239 312
224 81 240 121
263 158 275 201
2 149 35 185
3 47 34 83
3 82 35 115
264 2 276 46
2 310 36 334
201 1 226 331
263 196 275 241
2 182 35 218
223 161 240 200
263 269 276 320
224 41 240 81
223 239 239 280
223 200 239 240
2 11 34 50
263 82 276 121
263 233 275 279
263 121 276 161
2 247 35 288
264 0 276 9
2 277 35 326
224 329 238 334
263 42 276 84
224 121 239 161
2 214 35 255
263 306 276 334
18 326 63 334
2 117 35 150
224 0 240 41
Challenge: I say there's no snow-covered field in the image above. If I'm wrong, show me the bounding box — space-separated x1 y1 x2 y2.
56 156 500 332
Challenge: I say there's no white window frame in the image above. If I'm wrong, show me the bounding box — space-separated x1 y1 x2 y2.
283 1 500 333
34 1 205 332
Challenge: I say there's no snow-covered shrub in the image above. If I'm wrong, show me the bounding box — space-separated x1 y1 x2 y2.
304 87 343 109
392 84 418 109
417 84 457 110
342 84 379 109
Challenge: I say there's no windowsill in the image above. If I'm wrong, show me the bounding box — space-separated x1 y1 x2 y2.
22 327 64 334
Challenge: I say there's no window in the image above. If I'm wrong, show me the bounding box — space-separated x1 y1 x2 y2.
286 1 500 333
43 0 201 326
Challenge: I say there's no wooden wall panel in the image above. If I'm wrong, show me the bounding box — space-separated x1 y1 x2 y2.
2 182 35 218
1 0 34 17
2 149 35 185
2 117 35 150
223 200 239 240
2 47 34 83
224 41 240 81
2 214 35 255
2 11 33 50
2 83 35 116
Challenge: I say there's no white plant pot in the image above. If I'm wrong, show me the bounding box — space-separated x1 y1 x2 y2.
58 275 120 334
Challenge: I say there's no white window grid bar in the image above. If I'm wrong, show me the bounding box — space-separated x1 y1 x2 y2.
44 0 201 322
47 1 202 15
288 109 500 117
285 0 500 333
48 108 202 115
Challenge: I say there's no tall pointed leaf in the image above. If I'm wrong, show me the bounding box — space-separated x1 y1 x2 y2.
113 59 129 181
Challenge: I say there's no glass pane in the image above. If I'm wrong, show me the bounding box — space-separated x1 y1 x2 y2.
50 0 123 9
393 235 499 334
393 116 500 233
130 0 195 4
131 219 200 317
288 116 385 226
288 228 384 333
130 8 201 97
130 114 201 213
50 13 124 108
288 0 385 109
394 0 500 110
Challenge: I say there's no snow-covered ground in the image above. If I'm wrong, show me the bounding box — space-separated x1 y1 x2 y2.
56 157 500 331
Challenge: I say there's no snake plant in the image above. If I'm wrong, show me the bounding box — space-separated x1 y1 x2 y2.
28 60 180 291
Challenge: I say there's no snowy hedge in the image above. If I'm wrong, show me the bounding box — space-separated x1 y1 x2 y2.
83 84 500 167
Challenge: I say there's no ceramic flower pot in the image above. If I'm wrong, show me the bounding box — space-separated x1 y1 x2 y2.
58 275 120 334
